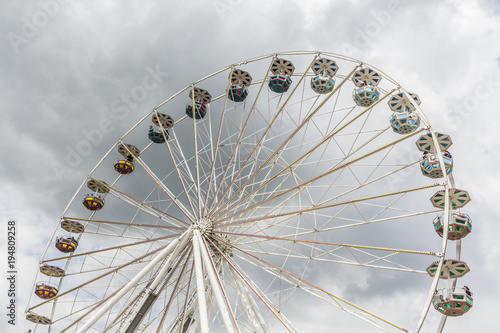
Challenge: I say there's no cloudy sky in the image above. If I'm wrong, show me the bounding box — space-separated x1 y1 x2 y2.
1 0 500 332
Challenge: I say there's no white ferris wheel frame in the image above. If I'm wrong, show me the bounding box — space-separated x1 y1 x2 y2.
25 51 462 333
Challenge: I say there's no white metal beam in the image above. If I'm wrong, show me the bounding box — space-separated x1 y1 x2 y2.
76 228 192 333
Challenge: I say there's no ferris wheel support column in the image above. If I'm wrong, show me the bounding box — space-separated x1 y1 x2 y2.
76 229 193 333
195 230 237 333
192 229 209 333
118 229 192 333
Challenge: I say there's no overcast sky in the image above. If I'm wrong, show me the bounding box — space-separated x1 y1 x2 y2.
1 0 500 332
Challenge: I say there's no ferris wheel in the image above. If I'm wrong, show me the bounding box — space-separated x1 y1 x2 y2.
25 52 474 333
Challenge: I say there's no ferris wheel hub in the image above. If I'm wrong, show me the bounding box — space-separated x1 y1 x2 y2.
194 217 214 236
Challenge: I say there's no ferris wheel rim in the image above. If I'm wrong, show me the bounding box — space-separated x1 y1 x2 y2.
26 51 467 333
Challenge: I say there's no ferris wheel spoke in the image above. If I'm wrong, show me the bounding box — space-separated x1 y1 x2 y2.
151 109 197 201
217 236 411 333
216 100 303 214
42 233 182 266
102 182 190 227
228 268 271 333
160 128 200 207
208 56 322 216
233 169 295 217
206 94 285 216
211 119 386 223
87 179 186 231
224 112 320 218
118 141 198 222
214 231 439 258
218 155 305 223
205 236 299 333
216 183 442 231
71 221 183 241
216 128 426 225
59 293 117 332
190 87 204 218
352 142 395 186
271 126 390 205
200 69 235 218
345 101 377 157
206 59 276 214
216 71 362 217
297 287 395 333
212 66 358 218
325 126 397 201
230 235 432 274
225 208 440 250
62 216 187 233
163 122 197 184
27 237 182 314
212 91 396 221
296 87 341 148
232 253 360 319
243 249 429 274
305 158 420 211
195 113 226 215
